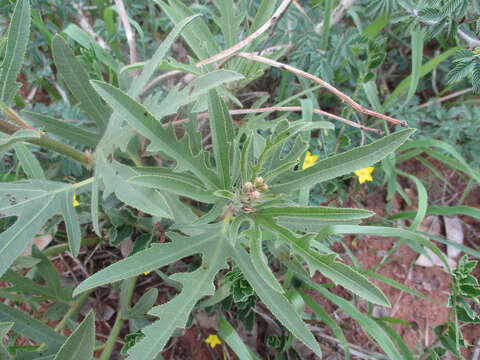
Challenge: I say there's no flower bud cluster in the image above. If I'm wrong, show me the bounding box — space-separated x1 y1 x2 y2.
242 177 268 201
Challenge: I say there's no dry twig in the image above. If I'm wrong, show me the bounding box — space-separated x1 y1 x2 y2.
417 88 473 109
197 0 292 67
114 0 137 66
228 106 381 133
236 52 407 127
315 0 356 34
172 106 382 133
73 3 110 50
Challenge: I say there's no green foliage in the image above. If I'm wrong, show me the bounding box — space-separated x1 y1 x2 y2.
0 0 479 359
53 310 95 360
0 0 30 106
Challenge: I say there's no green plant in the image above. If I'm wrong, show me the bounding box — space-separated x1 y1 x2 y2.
1 1 479 359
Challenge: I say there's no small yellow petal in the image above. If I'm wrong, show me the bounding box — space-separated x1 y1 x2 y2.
205 334 222 349
354 166 374 184
302 151 319 170
143 271 151 275
73 194 80 207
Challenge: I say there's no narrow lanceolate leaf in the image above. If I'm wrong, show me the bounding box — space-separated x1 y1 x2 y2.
127 226 229 359
0 0 30 106
298 275 402 360
270 129 415 194
60 189 81 258
257 216 390 307
0 129 40 152
53 310 95 360
299 291 350 359
13 143 45 180
207 90 234 188
22 111 101 147
52 35 111 132
129 14 201 97
316 225 451 270
231 244 322 358
258 206 374 221
217 315 258 360
0 181 82 278
248 224 284 293
90 80 221 189
129 168 216 204
74 226 221 295
406 28 424 104
0 302 66 352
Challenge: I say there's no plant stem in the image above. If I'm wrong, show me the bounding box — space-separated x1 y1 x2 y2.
30 134 89 165
99 277 137 360
55 290 93 333
320 0 334 51
0 111 90 166
1 106 34 130
43 236 102 257
99 311 124 360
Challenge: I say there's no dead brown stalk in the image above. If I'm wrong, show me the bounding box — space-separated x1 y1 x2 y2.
196 0 292 67
236 52 407 127
114 0 137 66
228 107 381 133
171 106 382 133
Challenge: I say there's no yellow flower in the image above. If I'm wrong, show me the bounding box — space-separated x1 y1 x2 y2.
205 334 221 349
143 271 151 275
354 166 374 184
302 151 318 170
73 194 80 207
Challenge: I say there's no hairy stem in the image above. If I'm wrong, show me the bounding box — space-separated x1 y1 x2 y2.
55 290 93 333
99 278 137 360
0 110 90 165
43 237 101 257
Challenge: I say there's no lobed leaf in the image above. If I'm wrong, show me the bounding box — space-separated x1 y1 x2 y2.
127 227 229 359
0 302 65 355
74 225 221 296
102 161 174 219
144 70 244 118
0 181 82 277
90 80 221 189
